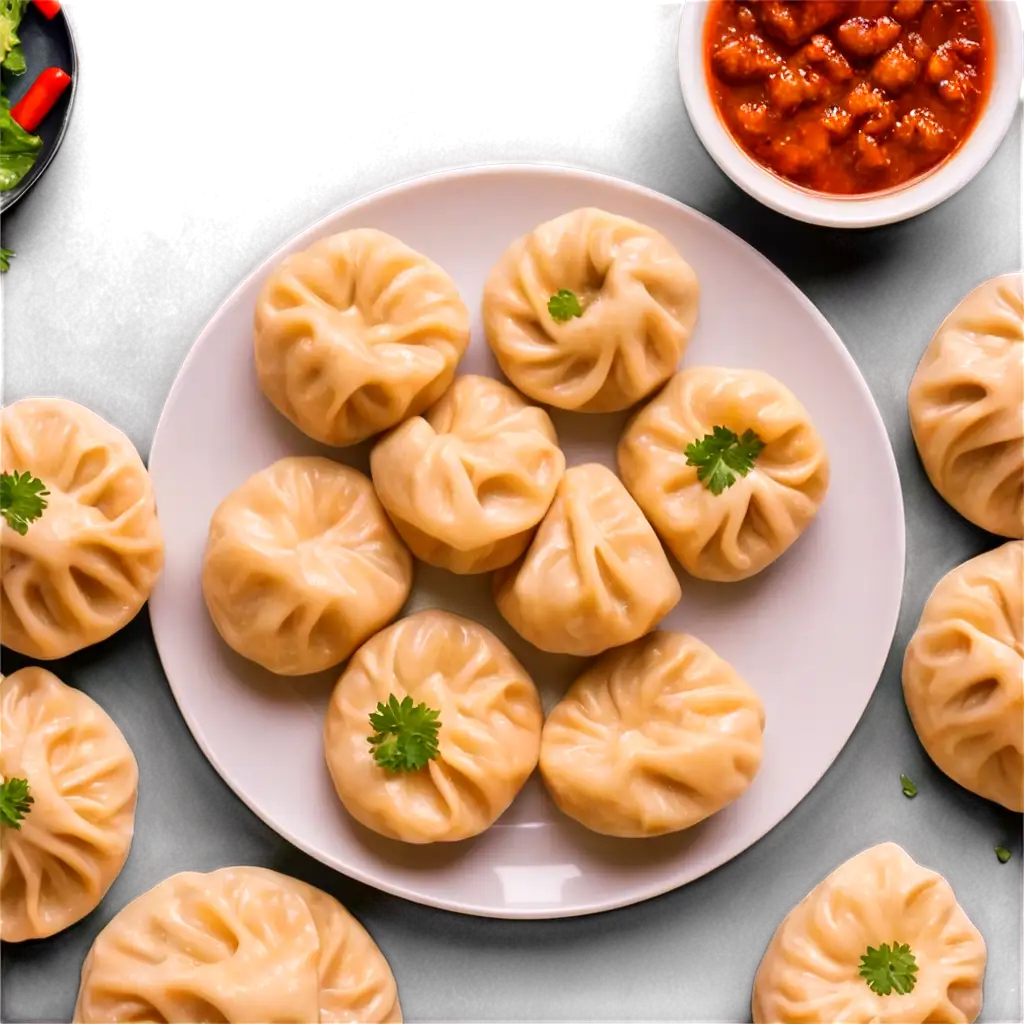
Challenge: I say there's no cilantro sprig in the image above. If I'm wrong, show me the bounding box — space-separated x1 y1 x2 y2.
859 941 918 996
0 246 12 272
0 777 33 829
1 469 49 534
547 289 583 323
368 694 441 773
685 426 765 495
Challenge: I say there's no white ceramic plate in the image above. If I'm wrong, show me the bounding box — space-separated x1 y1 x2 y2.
148 164 905 919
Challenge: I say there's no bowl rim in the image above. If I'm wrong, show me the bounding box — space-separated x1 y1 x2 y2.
678 0 1023 228
0 5 79 213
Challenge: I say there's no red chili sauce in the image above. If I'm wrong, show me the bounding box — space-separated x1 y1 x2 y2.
704 1 993 195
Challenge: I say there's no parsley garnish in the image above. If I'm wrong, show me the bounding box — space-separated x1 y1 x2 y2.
859 941 918 996
0 246 12 272
547 289 583 323
900 774 918 798
0 777 33 829
0 469 49 534
685 426 765 495
995 846 1012 864
368 694 441 773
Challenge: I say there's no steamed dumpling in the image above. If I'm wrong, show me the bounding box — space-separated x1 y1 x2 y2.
909 273 1023 538
618 367 830 582
494 464 680 656
1 398 164 659
324 610 542 843
370 375 565 573
202 457 413 676
1 667 138 942
483 208 700 412
752 843 986 1024
903 541 1023 811
255 229 470 446
541 632 764 837
74 866 401 1023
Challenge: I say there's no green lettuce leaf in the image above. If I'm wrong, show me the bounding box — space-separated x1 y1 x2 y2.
3 42 24 73
0 85 42 191
0 0 29 73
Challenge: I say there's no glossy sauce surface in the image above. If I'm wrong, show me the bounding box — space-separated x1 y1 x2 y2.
705 1 993 194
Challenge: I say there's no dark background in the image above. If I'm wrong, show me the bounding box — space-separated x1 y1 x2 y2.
2 5 1021 1021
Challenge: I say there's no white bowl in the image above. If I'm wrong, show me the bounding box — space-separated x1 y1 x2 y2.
678 0 1023 228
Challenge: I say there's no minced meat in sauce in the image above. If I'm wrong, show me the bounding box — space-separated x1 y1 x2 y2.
705 1 992 194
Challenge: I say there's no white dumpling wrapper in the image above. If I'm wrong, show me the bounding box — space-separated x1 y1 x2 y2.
541 631 765 837
483 207 700 412
1 398 164 659
0 667 138 942
255 229 470 446
494 463 681 656
903 540 1023 811
324 610 543 844
909 273 1023 538
752 843 986 1024
74 865 401 1023
370 375 565 573
202 457 413 676
618 367 829 581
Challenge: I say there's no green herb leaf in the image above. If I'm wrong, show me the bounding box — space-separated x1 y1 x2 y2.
0 246 12 272
0 469 49 534
900 773 918 798
995 846 1012 864
859 941 918 996
684 425 766 495
547 289 583 324
368 694 441 773
0 777 33 829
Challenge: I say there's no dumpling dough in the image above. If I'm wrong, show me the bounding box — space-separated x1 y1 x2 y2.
203 457 413 676
74 865 401 1023
1 667 138 942
909 273 1023 538
255 229 470 446
494 463 681 656
752 843 986 1024
324 610 542 843
370 375 565 574
1 398 164 659
618 367 830 582
483 208 700 412
541 632 765 837
903 541 1023 812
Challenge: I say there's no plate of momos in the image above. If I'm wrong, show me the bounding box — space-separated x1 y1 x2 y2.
147 164 905 918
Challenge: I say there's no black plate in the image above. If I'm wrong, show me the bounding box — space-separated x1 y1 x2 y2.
0 3 78 212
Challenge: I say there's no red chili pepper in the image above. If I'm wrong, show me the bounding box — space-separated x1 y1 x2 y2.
32 0 62 18
10 68 72 133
